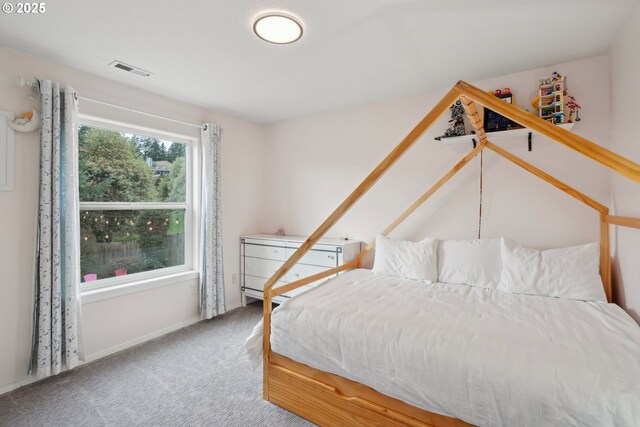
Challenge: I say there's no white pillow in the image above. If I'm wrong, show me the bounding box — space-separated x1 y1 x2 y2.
437 239 502 289
372 235 438 282
497 239 606 302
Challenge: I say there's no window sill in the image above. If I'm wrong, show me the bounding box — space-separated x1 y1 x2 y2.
81 270 200 304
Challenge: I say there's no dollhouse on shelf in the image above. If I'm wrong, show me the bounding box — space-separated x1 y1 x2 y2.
436 72 579 149
537 72 566 124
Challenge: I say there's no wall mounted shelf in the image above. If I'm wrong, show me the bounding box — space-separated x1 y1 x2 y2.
437 122 575 151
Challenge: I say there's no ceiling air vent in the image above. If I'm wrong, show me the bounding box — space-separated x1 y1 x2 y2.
108 60 153 77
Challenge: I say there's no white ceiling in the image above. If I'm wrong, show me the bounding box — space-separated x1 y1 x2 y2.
0 0 637 123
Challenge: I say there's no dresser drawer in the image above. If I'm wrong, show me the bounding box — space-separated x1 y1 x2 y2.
285 247 340 268
244 243 286 261
243 274 285 291
286 263 331 284
244 257 283 279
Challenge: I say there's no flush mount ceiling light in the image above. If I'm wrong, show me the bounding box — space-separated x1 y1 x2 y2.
253 13 303 44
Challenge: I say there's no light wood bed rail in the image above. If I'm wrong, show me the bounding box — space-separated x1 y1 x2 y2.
604 215 640 229
261 80 640 426
269 261 358 298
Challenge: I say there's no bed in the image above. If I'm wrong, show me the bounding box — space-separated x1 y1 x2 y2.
251 81 640 426
247 268 640 426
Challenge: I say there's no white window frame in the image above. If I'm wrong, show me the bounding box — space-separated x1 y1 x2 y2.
78 115 201 295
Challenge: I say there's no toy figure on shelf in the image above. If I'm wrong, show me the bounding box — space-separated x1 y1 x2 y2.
435 100 466 140
533 72 567 125
566 96 582 122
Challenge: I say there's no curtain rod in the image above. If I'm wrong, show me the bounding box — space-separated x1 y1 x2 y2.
78 96 203 129
17 76 203 129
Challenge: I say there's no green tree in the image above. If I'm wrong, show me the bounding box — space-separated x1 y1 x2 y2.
166 143 185 162
133 135 167 161
79 127 157 202
136 210 171 271
155 174 170 201
167 157 186 202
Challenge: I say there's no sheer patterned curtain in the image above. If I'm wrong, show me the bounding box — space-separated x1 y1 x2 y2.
30 79 84 378
200 123 225 319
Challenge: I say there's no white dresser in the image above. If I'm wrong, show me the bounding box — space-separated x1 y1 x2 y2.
241 234 361 305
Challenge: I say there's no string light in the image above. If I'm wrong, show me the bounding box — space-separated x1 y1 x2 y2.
80 210 185 245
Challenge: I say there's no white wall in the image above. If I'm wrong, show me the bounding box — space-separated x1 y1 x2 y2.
262 56 611 252
610 2 640 324
0 47 263 391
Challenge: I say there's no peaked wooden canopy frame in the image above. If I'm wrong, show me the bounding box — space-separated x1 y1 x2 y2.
261 81 640 427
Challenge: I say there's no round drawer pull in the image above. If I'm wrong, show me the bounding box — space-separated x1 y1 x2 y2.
328 255 335 260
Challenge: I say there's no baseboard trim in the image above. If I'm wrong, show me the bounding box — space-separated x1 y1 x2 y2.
0 317 201 396
84 317 201 362
0 376 40 396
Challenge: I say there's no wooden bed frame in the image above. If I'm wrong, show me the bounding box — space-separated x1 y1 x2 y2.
261 81 640 426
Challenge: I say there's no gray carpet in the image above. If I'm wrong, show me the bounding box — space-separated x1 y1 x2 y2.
0 303 313 427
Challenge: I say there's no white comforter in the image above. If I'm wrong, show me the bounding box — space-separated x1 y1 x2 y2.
246 269 640 427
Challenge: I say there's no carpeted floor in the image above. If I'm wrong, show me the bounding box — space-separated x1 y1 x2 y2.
0 303 313 427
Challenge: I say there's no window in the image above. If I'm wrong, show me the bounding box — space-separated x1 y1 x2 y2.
79 122 193 286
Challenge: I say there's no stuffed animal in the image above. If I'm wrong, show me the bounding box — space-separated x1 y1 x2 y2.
8 109 40 132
